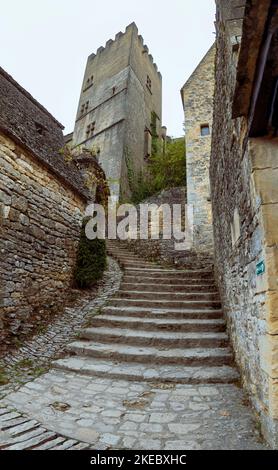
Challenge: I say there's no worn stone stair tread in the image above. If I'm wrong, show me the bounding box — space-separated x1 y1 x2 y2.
101 305 224 319
124 267 213 274
53 356 239 384
91 315 226 331
115 290 220 300
81 326 227 339
79 327 228 348
94 314 225 325
115 289 219 294
120 283 217 292
67 340 233 364
109 298 221 308
123 276 216 285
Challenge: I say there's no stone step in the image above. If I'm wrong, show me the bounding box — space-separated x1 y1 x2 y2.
89 315 226 332
53 356 239 384
114 290 220 301
109 298 222 309
119 262 163 270
108 253 157 263
124 267 214 279
122 276 216 286
107 250 141 258
101 306 224 319
67 341 234 366
79 327 229 348
120 282 217 292
112 255 158 264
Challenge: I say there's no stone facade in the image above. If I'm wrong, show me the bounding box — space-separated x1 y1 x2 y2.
181 46 215 253
0 68 93 344
211 0 278 447
71 22 163 202
119 187 214 270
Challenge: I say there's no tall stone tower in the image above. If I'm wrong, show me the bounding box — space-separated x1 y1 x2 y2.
181 45 215 253
71 22 163 202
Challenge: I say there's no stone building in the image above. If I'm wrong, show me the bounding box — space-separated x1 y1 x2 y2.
70 22 164 202
0 67 101 344
211 0 278 447
181 45 215 253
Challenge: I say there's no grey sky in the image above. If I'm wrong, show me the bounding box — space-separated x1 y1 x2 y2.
1 0 215 137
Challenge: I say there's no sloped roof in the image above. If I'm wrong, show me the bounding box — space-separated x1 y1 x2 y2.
0 67 90 200
180 44 216 108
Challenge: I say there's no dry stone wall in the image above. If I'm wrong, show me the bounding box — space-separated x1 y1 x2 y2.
211 0 278 447
0 132 86 342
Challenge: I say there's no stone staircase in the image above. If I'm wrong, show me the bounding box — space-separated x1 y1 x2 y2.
53 241 239 384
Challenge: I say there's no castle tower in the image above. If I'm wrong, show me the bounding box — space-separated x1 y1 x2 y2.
71 22 163 202
181 45 215 253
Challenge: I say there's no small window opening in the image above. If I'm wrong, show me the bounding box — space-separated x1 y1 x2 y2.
144 128 152 160
146 75 152 91
80 101 89 116
112 86 116 95
200 124 210 136
86 122 96 138
84 76 94 91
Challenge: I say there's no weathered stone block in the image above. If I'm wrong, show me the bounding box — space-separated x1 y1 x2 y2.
259 334 278 377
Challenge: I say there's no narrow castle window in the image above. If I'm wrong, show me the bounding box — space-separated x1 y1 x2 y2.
84 75 94 91
200 124 210 136
86 122 96 138
80 101 89 116
144 128 152 159
146 75 152 91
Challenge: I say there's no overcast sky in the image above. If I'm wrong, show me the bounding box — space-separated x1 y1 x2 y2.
1 0 215 137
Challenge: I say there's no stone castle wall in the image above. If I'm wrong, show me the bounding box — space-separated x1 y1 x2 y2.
72 23 163 202
211 0 278 447
181 45 215 253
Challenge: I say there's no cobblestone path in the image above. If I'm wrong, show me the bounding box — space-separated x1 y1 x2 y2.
0 257 122 399
0 245 269 450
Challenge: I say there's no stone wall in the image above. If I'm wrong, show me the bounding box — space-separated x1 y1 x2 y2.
211 0 278 447
0 67 91 346
181 45 215 253
119 187 214 270
0 132 86 342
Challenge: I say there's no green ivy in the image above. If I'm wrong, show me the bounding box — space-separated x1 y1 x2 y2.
74 217 106 289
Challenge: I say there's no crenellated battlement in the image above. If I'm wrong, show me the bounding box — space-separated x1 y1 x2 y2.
87 22 161 78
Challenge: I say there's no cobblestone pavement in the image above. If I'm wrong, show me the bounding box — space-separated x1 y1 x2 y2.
0 404 96 450
0 257 122 399
3 372 268 450
0 252 270 450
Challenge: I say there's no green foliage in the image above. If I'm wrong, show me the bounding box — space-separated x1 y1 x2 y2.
74 217 106 289
127 138 186 204
150 137 186 191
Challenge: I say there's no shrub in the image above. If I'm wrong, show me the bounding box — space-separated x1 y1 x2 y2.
127 137 186 204
74 217 106 289
150 137 186 191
